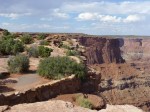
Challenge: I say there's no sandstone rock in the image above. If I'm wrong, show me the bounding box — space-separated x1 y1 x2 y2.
0 105 8 112
99 104 144 112
0 100 144 112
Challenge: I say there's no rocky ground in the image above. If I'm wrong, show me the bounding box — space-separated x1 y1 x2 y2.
0 100 144 112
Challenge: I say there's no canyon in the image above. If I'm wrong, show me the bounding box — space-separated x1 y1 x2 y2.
0 31 150 112
79 36 150 112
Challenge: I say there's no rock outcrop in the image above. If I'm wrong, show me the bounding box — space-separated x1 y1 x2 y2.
0 100 144 112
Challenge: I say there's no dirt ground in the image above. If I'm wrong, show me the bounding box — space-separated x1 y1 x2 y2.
0 58 50 94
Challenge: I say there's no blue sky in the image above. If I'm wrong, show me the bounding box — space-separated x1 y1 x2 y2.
0 0 150 35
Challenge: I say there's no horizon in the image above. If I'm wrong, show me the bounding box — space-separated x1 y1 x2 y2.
0 0 150 35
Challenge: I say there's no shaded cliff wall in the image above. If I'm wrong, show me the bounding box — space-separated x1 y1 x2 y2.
79 37 124 64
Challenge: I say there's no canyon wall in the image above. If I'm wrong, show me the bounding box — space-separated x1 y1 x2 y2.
119 38 150 62
79 37 124 64
79 36 150 112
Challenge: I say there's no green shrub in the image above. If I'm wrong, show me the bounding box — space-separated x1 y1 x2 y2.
38 56 86 79
76 96 93 109
0 38 24 55
66 50 80 56
21 34 33 44
39 40 49 45
60 44 71 50
8 55 29 73
27 46 39 58
38 46 53 57
37 34 46 40
3 30 10 36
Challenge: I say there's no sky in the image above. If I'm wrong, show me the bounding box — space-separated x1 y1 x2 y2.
0 0 150 35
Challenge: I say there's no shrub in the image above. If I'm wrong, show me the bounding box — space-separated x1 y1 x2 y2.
0 38 24 55
38 46 53 57
37 34 46 40
60 44 71 50
39 40 49 45
21 34 33 44
7 55 29 73
76 96 93 109
66 50 80 56
3 30 10 36
38 56 86 79
27 46 39 58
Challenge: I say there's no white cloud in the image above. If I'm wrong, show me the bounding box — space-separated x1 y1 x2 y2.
52 9 69 19
77 12 98 21
0 13 31 19
123 15 144 23
100 15 122 23
61 1 150 15
76 12 144 23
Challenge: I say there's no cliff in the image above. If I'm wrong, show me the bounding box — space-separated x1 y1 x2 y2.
79 37 124 64
79 36 150 112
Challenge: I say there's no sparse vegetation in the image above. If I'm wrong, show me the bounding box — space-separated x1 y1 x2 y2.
7 54 29 73
0 38 24 55
21 34 33 44
27 46 39 58
39 40 49 45
3 30 11 36
76 95 93 109
37 34 46 40
38 56 86 79
66 50 80 56
60 44 71 50
38 46 53 57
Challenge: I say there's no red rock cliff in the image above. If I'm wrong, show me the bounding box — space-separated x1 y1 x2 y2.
79 37 124 64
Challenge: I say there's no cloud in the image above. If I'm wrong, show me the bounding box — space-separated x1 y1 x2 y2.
61 1 150 14
0 0 150 35
76 12 98 21
76 12 144 23
52 9 69 19
0 13 31 19
100 15 122 23
123 15 144 23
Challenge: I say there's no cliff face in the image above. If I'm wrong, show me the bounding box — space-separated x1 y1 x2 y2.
119 38 150 62
79 36 150 112
79 37 124 64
